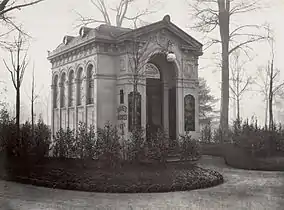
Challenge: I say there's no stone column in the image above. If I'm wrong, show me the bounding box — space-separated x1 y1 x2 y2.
51 84 55 140
93 75 98 132
140 80 147 131
84 77 88 127
163 82 169 136
59 82 63 129
65 80 69 129
74 79 79 133
176 78 184 137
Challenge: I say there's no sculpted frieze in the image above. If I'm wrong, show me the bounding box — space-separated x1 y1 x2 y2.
183 59 197 79
51 46 97 69
120 56 126 72
183 81 198 89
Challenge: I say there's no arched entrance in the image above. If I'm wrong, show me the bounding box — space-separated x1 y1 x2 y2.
145 53 177 140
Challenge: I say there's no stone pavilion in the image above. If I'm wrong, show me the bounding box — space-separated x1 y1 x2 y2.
47 15 203 141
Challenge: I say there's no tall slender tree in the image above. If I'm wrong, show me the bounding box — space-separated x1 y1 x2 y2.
255 31 284 129
229 50 253 122
3 32 28 141
189 0 268 141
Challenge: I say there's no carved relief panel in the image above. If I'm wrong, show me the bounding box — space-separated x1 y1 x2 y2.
119 56 126 72
183 58 198 79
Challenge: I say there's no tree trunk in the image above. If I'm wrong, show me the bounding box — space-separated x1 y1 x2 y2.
269 61 274 130
218 1 230 142
31 68 35 140
265 95 268 127
237 96 240 122
31 95 34 140
132 79 138 131
16 65 20 144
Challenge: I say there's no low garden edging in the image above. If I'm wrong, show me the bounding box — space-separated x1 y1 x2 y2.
224 144 284 171
2 156 224 193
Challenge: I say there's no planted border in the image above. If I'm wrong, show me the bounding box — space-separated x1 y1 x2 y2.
2 158 224 193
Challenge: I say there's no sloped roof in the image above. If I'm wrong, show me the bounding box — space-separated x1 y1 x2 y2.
47 15 202 59
50 25 132 56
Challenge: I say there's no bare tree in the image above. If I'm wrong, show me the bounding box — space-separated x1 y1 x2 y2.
0 0 45 47
41 91 50 125
25 64 43 138
189 0 269 141
255 34 284 129
75 0 160 28
229 50 253 122
3 32 28 140
126 35 151 131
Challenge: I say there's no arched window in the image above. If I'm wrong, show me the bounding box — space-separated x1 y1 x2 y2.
53 75 59 108
128 91 141 132
120 89 124 104
86 64 94 104
68 70 75 107
77 67 84 106
184 94 195 131
60 73 66 108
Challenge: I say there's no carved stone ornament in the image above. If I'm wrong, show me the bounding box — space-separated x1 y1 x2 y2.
145 63 160 79
184 61 195 78
120 57 126 72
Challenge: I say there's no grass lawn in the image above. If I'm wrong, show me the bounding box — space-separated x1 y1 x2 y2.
1 156 224 193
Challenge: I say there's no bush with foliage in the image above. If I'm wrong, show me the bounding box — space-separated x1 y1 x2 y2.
200 120 213 143
231 118 281 157
74 122 96 160
123 127 147 162
178 134 201 161
0 108 17 156
0 107 51 158
146 128 169 163
33 118 51 158
52 127 75 158
95 122 121 166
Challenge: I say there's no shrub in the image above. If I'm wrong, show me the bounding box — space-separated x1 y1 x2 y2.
147 128 169 163
0 108 17 156
124 127 147 162
179 134 201 161
52 128 75 158
200 120 213 143
95 122 122 167
0 106 51 159
74 122 96 160
32 117 51 158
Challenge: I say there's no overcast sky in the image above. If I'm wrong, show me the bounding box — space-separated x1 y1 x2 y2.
0 0 283 125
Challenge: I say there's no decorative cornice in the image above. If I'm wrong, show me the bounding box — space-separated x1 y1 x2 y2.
48 15 203 65
93 74 117 80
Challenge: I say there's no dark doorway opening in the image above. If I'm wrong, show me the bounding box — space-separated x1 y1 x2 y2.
169 87 177 140
146 78 162 138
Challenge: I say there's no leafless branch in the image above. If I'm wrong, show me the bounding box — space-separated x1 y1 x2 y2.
0 0 44 16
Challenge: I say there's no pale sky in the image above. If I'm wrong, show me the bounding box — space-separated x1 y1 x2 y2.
0 0 283 125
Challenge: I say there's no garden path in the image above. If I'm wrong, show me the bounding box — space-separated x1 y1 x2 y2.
0 155 284 210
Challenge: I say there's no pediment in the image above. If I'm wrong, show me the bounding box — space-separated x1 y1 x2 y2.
48 15 203 61
116 16 203 55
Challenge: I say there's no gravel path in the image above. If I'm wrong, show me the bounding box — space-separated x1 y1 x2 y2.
0 155 284 210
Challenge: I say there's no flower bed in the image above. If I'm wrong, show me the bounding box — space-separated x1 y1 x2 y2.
2 157 224 193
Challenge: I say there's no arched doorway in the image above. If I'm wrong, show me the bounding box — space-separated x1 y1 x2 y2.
145 53 177 140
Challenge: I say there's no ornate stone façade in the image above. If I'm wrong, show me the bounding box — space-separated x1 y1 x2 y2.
47 15 203 141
